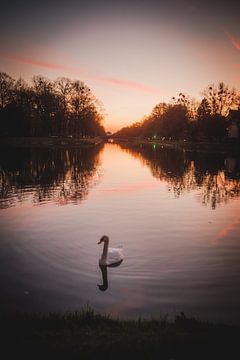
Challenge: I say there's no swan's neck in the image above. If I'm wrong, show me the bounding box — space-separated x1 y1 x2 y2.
100 265 108 288
101 239 109 260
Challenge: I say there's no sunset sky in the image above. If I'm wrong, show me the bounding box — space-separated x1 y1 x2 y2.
1 0 240 132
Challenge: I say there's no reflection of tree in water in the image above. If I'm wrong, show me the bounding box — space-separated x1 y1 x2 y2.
0 145 103 208
118 143 240 209
189 153 240 209
199 171 240 209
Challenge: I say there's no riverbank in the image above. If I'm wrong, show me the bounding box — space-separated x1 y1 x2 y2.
113 138 240 155
1 308 239 359
0 136 104 148
1 137 239 154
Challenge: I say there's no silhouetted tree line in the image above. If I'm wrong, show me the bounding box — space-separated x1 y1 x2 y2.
0 144 103 208
0 72 105 137
118 143 240 209
114 83 240 141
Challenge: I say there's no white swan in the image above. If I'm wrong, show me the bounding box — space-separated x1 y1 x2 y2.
98 235 123 267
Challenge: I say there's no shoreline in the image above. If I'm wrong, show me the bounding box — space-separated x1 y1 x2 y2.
1 136 240 160
1 308 239 359
1 136 239 155
113 138 240 155
0 136 105 148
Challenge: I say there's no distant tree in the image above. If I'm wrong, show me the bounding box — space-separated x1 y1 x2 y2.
172 93 197 120
197 98 211 119
202 82 236 116
0 72 105 138
172 93 190 107
113 122 143 139
54 77 72 102
0 72 14 109
151 102 168 118
141 103 168 138
234 90 240 110
161 104 188 139
32 75 63 136
197 113 227 141
2 77 34 136
195 91 229 141
69 80 103 137
54 77 73 136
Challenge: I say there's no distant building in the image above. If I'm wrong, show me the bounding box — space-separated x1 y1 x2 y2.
228 122 239 139
226 110 240 139
106 131 112 138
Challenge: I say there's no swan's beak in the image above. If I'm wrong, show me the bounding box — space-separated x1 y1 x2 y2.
98 236 105 244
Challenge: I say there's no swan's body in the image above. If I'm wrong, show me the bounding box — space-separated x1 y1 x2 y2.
98 235 123 266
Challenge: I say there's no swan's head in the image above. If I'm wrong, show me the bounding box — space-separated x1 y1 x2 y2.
98 284 108 291
98 235 109 245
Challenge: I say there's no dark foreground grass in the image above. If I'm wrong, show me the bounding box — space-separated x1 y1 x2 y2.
1 306 239 359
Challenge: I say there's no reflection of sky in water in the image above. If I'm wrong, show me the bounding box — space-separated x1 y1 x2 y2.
0 143 240 324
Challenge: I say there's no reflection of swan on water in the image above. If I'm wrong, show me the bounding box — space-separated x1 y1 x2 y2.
98 235 123 267
98 265 108 291
97 235 123 292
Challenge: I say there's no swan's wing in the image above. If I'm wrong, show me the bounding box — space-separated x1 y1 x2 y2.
108 259 123 267
108 247 123 257
107 247 124 265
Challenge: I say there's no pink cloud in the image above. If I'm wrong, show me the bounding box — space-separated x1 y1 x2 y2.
0 53 89 77
226 32 240 50
96 76 161 94
0 52 161 95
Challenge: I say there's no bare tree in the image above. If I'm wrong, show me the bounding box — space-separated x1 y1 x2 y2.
202 82 237 116
0 72 14 109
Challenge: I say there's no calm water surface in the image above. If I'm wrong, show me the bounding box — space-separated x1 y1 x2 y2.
0 143 240 324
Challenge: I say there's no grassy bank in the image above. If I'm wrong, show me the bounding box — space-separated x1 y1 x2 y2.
0 136 104 148
1 307 239 359
114 138 240 155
